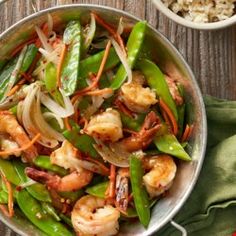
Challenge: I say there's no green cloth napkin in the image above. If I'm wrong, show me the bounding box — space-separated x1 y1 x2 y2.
158 95 236 236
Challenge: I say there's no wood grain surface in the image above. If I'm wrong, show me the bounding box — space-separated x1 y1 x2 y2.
0 0 235 235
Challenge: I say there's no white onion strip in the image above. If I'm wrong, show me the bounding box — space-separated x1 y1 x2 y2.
40 89 74 118
110 37 132 84
35 25 53 52
43 112 64 130
84 13 96 50
47 13 53 36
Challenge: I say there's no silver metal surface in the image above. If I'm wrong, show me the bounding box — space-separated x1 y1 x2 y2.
0 4 207 236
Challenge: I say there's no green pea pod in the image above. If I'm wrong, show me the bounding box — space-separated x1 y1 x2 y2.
60 213 73 228
21 44 38 72
110 21 147 89
120 112 145 132
85 181 109 198
0 190 8 204
130 155 150 228
61 21 81 96
63 129 98 158
42 202 61 221
0 60 7 71
45 62 64 105
0 57 18 102
34 155 68 176
0 159 21 185
13 161 52 202
79 47 119 78
59 190 84 203
16 189 74 236
137 59 178 120
154 134 191 161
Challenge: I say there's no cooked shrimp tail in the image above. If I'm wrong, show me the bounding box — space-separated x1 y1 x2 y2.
25 167 93 192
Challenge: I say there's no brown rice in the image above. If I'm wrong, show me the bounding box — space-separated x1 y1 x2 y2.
162 0 236 23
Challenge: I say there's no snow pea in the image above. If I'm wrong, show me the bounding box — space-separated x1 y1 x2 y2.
120 112 145 132
0 159 21 185
13 160 52 202
63 128 98 158
34 155 68 176
79 47 119 78
130 155 150 228
16 189 73 236
21 44 38 72
61 21 82 96
45 62 63 105
0 57 18 102
0 60 6 71
60 213 73 228
137 59 178 120
154 134 191 161
110 21 147 90
42 202 60 221
85 181 109 198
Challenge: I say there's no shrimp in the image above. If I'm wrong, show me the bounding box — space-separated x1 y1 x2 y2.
165 75 183 106
120 71 157 113
119 111 161 152
25 167 93 192
86 108 123 143
115 168 129 211
0 111 37 161
143 155 177 198
72 195 120 236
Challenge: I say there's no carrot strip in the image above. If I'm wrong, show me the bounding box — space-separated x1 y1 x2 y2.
0 133 40 156
84 88 113 96
161 109 171 128
92 13 126 55
181 124 190 142
56 43 67 88
6 78 26 97
159 99 178 136
10 38 37 57
20 72 33 82
0 172 14 217
74 40 111 95
85 157 110 176
0 205 11 217
64 117 72 131
187 125 194 140
78 117 88 129
108 164 116 199
27 53 41 75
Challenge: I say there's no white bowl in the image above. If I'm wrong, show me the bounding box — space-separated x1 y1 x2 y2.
152 0 236 30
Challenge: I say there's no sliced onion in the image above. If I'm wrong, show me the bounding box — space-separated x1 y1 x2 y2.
117 17 124 35
110 37 132 84
35 25 53 52
34 92 65 142
47 13 53 36
43 112 64 130
93 140 129 167
17 101 24 124
84 13 96 50
40 89 74 118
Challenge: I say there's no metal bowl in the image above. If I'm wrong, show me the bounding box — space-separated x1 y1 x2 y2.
0 4 207 236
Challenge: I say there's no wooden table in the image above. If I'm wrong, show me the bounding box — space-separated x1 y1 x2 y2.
0 0 235 235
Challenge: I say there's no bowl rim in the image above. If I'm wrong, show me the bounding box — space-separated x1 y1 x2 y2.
152 0 236 30
0 3 207 236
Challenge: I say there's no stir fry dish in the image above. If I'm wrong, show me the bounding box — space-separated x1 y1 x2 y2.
0 13 193 236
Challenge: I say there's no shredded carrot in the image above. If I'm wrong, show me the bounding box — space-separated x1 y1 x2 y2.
0 205 11 217
92 13 126 55
10 38 37 57
64 117 72 131
27 52 41 75
20 72 33 82
0 133 40 156
78 117 88 129
161 109 171 128
114 99 134 118
6 78 26 97
159 99 178 136
74 108 80 124
84 88 113 96
0 172 14 217
57 43 67 88
85 157 110 176
181 124 190 142
182 124 194 142
74 40 111 96
108 164 116 199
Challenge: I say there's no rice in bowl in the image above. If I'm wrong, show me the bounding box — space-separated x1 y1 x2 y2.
162 0 236 23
